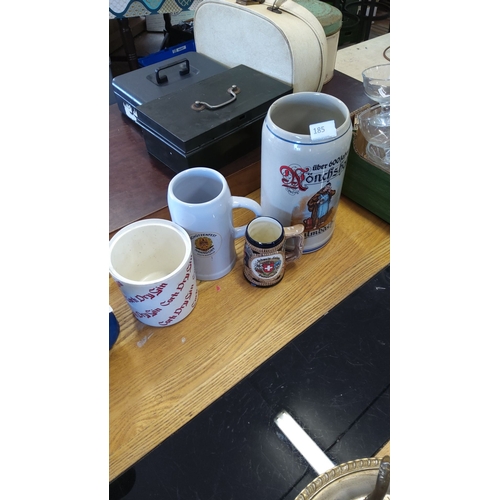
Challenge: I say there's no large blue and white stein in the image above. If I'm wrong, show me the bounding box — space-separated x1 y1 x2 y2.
260 92 352 253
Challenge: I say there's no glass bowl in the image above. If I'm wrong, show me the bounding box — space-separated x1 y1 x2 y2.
362 64 390 105
357 104 390 169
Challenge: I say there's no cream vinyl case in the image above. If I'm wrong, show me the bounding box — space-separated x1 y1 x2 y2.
194 0 328 93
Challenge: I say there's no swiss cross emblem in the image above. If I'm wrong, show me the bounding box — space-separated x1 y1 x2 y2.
262 261 275 274
253 255 282 280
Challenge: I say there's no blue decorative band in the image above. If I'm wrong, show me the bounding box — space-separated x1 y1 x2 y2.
109 0 195 18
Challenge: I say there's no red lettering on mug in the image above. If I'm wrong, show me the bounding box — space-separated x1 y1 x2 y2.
133 308 162 319
184 285 193 301
159 315 178 326
160 291 179 307
280 165 310 192
191 290 198 308
158 284 195 326
126 282 169 303
149 282 168 295
161 273 192 306
127 293 154 303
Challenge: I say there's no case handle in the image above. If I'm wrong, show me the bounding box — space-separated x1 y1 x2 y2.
267 0 286 12
191 85 240 111
155 58 190 85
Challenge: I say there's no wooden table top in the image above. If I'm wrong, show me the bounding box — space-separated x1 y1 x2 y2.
109 49 391 482
109 187 390 481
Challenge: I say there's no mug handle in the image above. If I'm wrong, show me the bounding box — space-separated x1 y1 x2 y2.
283 224 305 263
231 197 262 238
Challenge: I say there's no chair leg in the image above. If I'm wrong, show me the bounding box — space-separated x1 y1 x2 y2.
160 14 173 51
117 17 139 71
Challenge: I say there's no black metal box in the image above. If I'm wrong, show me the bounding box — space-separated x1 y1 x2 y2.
135 65 293 172
112 52 228 122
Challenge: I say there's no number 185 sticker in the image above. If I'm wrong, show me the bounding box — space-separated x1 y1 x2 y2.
309 120 337 141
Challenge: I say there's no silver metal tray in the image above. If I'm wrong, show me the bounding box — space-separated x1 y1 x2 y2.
295 457 390 500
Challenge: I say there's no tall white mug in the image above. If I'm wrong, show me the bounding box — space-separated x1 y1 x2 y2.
260 92 352 253
167 167 262 280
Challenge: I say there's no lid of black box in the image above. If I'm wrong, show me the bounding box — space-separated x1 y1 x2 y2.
112 52 229 108
136 65 293 153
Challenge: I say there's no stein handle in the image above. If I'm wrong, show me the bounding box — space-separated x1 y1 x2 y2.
283 224 305 263
231 197 262 239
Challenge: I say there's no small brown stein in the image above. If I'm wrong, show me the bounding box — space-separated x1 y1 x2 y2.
243 216 304 287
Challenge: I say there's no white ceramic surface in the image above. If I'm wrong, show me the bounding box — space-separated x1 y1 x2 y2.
167 167 262 281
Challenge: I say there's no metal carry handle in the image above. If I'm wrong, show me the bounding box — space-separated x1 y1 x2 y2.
191 85 240 111
268 0 285 13
155 58 190 85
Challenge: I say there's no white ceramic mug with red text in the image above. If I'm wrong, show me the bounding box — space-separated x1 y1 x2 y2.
109 219 198 327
